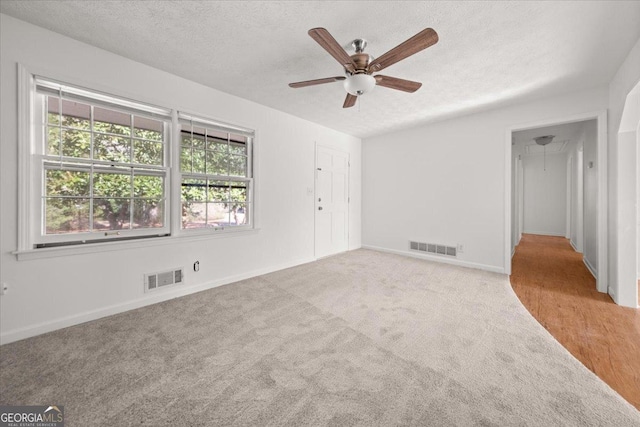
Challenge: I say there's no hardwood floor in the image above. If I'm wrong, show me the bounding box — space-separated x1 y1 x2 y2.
510 234 640 410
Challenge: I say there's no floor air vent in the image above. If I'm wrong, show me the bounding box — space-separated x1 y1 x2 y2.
144 268 184 292
409 241 457 257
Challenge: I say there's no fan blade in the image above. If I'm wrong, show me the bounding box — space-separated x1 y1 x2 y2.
308 28 357 73
374 75 422 93
368 28 438 72
289 76 346 88
343 94 357 108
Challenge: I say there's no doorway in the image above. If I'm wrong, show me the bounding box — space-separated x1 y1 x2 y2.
505 111 608 294
315 145 350 259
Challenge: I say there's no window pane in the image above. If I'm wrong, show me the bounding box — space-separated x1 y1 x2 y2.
207 203 230 227
132 199 163 229
180 147 192 172
229 141 247 156
133 116 163 141
191 131 206 149
94 107 131 136
180 132 205 149
47 126 60 155
46 170 90 196
181 178 206 229
180 133 191 147
47 96 60 125
133 175 163 198
133 140 163 165
94 172 132 197
206 150 227 175
36 80 171 241
93 198 130 230
182 203 206 229
207 180 229 202
181 178 207 202
182 203 203 230
207 134 227 152
192 148 206 173
228 154 247 177
94 133 130 163
230 204 248 226
61 99 91 130
45 197 90 234
229 181 247 202
61 129 91 159
229 134 247 155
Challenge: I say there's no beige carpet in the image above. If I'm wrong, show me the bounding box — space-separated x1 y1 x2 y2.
1 249 638 426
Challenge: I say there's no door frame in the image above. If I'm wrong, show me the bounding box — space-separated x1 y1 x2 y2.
512 154 523 256
566 154 573 240
504 110 608 294
314 143 350 259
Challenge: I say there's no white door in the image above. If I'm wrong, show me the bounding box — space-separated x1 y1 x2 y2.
315 145 349 258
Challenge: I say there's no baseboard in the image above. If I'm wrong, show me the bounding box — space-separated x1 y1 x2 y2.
511 246 516 259
361 245 504 274
570 240 577 251
583 257 597 279
0 256 316 345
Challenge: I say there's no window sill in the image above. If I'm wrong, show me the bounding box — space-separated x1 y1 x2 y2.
13 227 260 261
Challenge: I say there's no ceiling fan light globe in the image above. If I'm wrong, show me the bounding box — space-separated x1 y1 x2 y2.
344 74 376 96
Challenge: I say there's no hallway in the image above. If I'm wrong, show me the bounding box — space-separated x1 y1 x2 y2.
510 234 640 410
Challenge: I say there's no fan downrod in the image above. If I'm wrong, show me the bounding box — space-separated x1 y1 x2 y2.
351 39 367 53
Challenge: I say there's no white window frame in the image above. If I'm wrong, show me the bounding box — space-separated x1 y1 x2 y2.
16 65 258 257
176 112 255 235
20 70 172 249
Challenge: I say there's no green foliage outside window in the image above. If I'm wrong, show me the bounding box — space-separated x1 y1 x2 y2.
45 101 165 234
180 131 249 228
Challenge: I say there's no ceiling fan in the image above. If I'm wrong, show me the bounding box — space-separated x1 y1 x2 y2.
289 27 439 108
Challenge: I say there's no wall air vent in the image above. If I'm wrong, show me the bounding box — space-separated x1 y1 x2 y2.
409 241 457 258
144 267 184 293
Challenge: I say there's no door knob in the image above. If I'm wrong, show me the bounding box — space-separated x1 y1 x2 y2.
318 206 323 211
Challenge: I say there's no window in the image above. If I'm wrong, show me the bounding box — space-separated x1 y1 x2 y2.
31 78 171 247
19 71 256 252
179 113 254 230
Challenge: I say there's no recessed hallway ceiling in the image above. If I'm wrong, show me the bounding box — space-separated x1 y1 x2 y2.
513 121 590 154
1 1 639 138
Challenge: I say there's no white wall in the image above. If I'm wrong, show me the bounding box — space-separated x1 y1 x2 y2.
608 37 640 306
582 120 599 274
362 87 608 273
0 14 362 343
612 82 639 306
522 153 567 236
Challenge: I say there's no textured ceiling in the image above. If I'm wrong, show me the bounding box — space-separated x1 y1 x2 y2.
1 1 639 138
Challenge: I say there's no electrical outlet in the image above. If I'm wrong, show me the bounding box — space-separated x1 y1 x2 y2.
457 244 464 253
0 283 8 296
